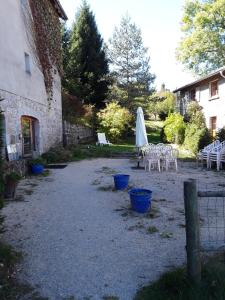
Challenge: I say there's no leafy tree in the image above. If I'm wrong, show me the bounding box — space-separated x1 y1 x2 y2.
184 102 212 153
176 0 225 75
97 102 132 142
164 113 186 144
147 86 175 120
108 15 155 111
66 1 109 108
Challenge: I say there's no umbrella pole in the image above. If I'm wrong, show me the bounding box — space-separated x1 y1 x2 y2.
137 147 141 168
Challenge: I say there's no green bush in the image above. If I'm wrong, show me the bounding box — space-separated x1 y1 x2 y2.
217 126 225 142
42 146 73 163
164 113 186 144
184 124 210 154
183 102 212 154
97 102 132 142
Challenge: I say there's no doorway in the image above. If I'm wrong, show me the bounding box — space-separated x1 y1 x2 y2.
210 116 217 138
21 116 38 157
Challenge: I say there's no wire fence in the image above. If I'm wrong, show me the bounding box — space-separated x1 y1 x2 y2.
198 195 225 252
183 179 225 283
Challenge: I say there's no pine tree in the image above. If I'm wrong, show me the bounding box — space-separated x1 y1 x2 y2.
66 1 109 108
108 15 155 112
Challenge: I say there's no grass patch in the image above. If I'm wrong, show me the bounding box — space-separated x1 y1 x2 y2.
0 237 48 300
91 179 102 185
95 166 117 174
135 256 225 300
42 143 136 163
146 206 160 219
147 226 159 234
146 120 163 144
160 231 173 239
97 185 115 192
128 222 145 231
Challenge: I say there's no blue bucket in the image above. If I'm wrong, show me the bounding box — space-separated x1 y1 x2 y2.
113 174 130 190
129 188 152 213
31 164 44 175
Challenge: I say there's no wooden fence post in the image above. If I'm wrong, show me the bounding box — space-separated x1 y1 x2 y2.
184 179 201 284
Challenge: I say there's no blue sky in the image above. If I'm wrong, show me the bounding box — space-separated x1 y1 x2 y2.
60 0 195 91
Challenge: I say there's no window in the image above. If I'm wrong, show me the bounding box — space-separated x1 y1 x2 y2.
24 52 31 74
210 80 218 98
190 89 196 101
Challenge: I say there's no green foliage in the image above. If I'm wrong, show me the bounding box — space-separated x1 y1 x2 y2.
176 0 225 74
147 90 175 120
65 1 109 108
185 101 206 128
29 157 46 166
164 113 186 144
97 102 133 142
217 126 225 141
183 102 212 154
108 14 155 112
42 146 73 163
62 91 94 126
5 172 21 182
184 124 207 154
135 256 225 300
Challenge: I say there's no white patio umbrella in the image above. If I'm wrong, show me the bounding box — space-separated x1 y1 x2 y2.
135 107 148 168
135 107 148 148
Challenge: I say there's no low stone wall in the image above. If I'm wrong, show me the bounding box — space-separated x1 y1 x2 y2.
63 121 95 146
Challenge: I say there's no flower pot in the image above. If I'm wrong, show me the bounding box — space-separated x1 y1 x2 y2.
31 164 44 175
129 188 152 213
4 180 18 199
113 174 130 190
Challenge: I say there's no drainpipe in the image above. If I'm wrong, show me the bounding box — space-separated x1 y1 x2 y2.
219 70 225 79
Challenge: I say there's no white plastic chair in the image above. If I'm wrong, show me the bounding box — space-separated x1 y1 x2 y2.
144 151 161 172
209 141 225 171
197 140 220 168
165 149 178 171
96 133 112 146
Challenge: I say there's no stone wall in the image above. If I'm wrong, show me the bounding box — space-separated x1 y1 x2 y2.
0 88 62 157
63 121 94 146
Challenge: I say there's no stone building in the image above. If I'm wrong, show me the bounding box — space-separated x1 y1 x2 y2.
0 0 67 159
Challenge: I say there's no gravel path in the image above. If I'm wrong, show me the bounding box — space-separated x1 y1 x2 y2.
1 158 224 300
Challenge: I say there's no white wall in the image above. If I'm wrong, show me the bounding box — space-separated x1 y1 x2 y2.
198 78 225 130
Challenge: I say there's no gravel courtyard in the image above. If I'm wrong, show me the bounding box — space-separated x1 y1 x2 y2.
1 158 225 300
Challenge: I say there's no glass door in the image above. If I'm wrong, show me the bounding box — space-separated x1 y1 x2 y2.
21 117 35 157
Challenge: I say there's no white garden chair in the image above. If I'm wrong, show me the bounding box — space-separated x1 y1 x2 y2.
209 141 225 171
144 150 161 172
197 140 220 168
165 149 179 171
96 133 112 146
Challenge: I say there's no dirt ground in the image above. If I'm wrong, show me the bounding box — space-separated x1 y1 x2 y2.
1 158 225 300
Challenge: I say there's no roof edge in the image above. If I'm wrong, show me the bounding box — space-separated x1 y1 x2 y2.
51 0 68 20
173 67 225 93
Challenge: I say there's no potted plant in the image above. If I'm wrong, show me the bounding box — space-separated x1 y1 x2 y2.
30 157 46 175
4 171 22 199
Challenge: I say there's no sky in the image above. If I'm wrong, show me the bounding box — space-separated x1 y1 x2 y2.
59 0 196 91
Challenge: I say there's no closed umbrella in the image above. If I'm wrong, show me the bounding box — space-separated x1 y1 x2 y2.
135 107 148 168
136 107 148 147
